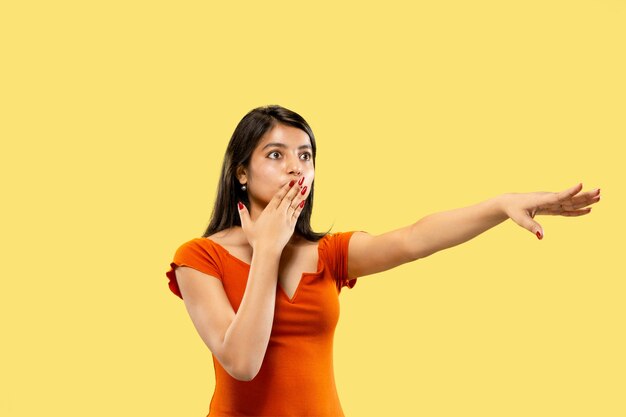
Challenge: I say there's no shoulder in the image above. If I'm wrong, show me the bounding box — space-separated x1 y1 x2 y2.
317 231 366 293
171 230 245 266
172 237 219 262
204 226 247 247
166 235 227 299
319 231 361 251
317 231 362 268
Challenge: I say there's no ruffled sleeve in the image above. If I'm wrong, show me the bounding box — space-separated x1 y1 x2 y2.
165 238 222 300
321 230 366 294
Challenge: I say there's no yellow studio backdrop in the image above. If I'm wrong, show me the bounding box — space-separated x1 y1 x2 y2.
1 1 623 416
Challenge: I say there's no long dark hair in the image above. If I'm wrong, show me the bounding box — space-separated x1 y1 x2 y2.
202 105 331 242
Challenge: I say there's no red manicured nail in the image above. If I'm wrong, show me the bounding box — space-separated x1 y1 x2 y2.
300 185 307 195
300 200 305 208
238 201 244 210
298 177 305 186
536 231 542 240
289 180 296 187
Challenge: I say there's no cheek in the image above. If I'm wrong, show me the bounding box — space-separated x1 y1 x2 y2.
254 163 280 178
254 167 282 189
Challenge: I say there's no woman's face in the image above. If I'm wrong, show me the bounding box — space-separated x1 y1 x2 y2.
239 123 314 208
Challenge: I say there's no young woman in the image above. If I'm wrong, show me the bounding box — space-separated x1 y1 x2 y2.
165 104 601 417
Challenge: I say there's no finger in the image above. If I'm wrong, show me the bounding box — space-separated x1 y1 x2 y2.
540 183 583 210
289 185 310 216
556 182 584 202
569 193 600 210
279 182 305 212
538 205 594 215
237 200 250 228
570 190 601 208
292 196 307 221
271 179 298 209
541 192 600 214
578 187 601 199
531 220 544 240
560 207 593 216
514 210 544 239
558 185 599 204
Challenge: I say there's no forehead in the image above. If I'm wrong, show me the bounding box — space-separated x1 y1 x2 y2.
256 123 311 149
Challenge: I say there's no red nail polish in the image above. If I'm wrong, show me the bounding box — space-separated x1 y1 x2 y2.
301 185 307 195
298 177 305 186
536 231 542 240
300 200 305 208
289 180 296 187
238 202 244 210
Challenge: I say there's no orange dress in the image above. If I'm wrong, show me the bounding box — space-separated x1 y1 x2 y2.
165 231 362 417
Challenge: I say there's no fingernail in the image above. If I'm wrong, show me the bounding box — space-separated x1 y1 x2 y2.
300 200 305 208
536 231 542 240
298 177 305 186
238 201 244 210
289 180 296 187
301 185 307 195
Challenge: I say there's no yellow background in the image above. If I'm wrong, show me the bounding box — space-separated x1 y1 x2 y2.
1 1 623 416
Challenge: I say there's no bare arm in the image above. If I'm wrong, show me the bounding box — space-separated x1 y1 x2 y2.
407 195 508 259
222 246 281 381
176 245 281 382
345 197 507 278
177 178 310 381
347 184 600 278
223 177 309 379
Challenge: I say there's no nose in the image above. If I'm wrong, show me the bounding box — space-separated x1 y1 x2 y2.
287 156 303 176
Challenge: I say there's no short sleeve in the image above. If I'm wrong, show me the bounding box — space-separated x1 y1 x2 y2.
165 239 222 300
322 230 366 294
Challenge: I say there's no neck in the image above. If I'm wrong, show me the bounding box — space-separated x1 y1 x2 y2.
244 200 306 246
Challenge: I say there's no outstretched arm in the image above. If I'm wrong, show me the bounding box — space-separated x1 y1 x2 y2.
406 194 509 260
347 183 601 279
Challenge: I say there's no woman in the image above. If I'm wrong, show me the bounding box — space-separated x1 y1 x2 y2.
165 105 601 417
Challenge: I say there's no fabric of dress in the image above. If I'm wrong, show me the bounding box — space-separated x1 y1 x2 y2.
165 230 363 417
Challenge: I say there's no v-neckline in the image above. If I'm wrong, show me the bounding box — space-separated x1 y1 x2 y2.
199 237 326 303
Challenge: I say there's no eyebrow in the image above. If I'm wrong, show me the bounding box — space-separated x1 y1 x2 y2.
262 142 312 151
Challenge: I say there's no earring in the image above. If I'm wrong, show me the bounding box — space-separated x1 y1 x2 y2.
241 184 247 191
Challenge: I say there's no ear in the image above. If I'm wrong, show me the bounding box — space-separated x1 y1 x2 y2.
236 165 247 184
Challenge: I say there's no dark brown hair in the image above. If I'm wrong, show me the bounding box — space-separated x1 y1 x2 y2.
202 105 331 241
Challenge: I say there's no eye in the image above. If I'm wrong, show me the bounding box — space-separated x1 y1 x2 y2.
267 151 312 161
